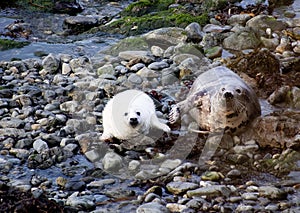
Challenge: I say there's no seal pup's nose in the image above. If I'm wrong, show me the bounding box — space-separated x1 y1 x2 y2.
224 92 233 99
129 117 138 126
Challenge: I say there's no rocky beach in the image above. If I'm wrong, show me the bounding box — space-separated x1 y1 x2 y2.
0 0 300 212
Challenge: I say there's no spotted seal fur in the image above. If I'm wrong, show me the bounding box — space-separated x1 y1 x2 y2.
169 66 261 133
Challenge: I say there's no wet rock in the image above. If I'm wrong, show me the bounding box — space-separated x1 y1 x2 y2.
201 171 224 181
60 101 79 113
151 46 164 57
161 159 182 171
130 63 145 72
241 192 258 200
56 176 67 188
33 139 49 153
0 128 26 138
144 193 160 203
223 28 261 51
227 169 241 178
63 143 78 153
148 61 169 70
8 180 31 192
204 46 222 59
9 148 30 159
127 73 143 84
161 66 179 86
268 86 300 109
260 36 279 50
115 65 128 74
97 64 115 76
128 160 140 171
64 16 98 34
137 202 170 213
65 180 86 191
69 57 93 74
227 14 252 26
258 186 287 200
265 204 279 211
235 204 254 212
187 185 231 198
41 53 60 74
166 203 188 212
87 179 115 189
66 192 95 210
233 143 259 154
62 63 72 75
185 22 203 43
275 37 291 53
166 182 198 195
202 24 231 33
137 67 160 78
143 27 187 47
0 117 24 128
246 15 288 36
119 51 153 64
102 152 123 172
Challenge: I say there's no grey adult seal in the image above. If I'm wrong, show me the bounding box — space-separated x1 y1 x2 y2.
169 66 261 134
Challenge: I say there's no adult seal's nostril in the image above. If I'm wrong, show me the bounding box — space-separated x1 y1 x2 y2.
224 92 233 99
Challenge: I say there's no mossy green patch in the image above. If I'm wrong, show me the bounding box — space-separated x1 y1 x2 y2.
0 39 30 51
123 0 175 17
103 9 209 36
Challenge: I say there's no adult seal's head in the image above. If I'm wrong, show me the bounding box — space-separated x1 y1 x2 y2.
169 66 261 134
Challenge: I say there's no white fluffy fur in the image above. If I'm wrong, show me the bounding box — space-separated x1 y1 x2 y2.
100 90 170 140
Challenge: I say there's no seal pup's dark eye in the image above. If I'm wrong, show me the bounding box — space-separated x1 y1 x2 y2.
124 112 128 116
221 88 225 91
236 89 241 94
136 112 141 116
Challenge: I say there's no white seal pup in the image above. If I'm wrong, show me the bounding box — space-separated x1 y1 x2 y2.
169 66 261 134
100 89 171 141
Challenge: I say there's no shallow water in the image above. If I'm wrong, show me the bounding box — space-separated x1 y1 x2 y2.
0 1 130 61
0 35 120 61
273 0 300 18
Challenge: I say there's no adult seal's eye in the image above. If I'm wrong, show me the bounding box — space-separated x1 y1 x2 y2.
236 89 241 94
136 112 141 116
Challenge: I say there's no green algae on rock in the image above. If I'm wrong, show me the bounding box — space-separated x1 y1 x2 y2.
102 10 209 36
122 0 175 17
0 39 30 51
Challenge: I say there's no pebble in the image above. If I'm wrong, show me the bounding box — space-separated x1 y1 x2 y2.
118 51 153 64
258 186 287 199
102 152 123 172
33 139 49 153
185 22 203 43
136 202 170 213
66 192 95 210
130 63 145 72
151 46 164 57
148 61 169 70
187 185 231 198
166 182 199 195
127 73 143 84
